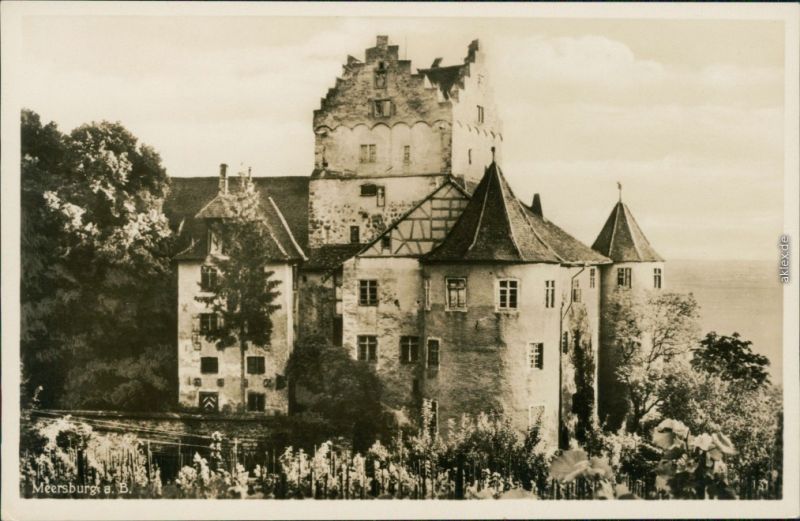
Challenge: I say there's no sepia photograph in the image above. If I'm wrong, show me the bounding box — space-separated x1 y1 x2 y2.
1 2 798 520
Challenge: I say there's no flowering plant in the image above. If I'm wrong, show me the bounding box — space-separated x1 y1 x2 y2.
651 418 737 498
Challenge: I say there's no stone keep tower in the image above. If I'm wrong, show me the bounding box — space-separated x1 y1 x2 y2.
308 35 503 249
591 191 665 428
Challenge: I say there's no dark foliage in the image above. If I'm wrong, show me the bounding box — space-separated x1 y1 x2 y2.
286 336 394 452
20 109 176 411
692 332 770 390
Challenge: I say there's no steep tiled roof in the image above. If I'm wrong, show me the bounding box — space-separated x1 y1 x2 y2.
423 163 561 264
303 244 365 272
591 201 663 262
521 206 611 265
164 176 309 261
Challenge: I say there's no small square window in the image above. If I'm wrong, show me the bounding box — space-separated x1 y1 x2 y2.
247 392 266 412
360 184 378 197
357 335 378 362
446 277 467 310
199 313 219 334
359 280 378 306
373 99 393 118
247 356 266 375
381 235 392 252
400 336 419 364
497 279 519 310
200 266 219 292
200 357 218 374
403 145 411 164
527 343 544 370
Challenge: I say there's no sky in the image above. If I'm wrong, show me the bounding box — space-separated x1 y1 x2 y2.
19 15 786 261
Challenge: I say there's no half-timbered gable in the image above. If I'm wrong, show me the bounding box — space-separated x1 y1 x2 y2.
358 179 470 258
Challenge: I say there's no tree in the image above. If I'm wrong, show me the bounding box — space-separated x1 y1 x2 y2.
195 179 281 410
285 336 393 451
21 110 176 410
692 332 770 390
605 290 700 433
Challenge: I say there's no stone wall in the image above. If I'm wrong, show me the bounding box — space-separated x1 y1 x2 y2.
341 256 423 411
307 174 445 248
177 261 295 414
313 36 452 174
421 263 563 446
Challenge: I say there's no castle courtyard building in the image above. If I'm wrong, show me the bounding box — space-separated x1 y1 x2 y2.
164 36 662 448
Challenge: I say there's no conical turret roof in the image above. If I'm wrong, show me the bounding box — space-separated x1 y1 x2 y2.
423 162 561 263
592 200 663 262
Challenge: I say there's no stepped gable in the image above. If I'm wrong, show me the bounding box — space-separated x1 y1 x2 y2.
423 162 561 264
591 200 663 262
165 176 308 261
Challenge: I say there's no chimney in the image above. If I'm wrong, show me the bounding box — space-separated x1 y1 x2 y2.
219 163 228 195
376 35 388 48
431 57 443 68
531 193 543 217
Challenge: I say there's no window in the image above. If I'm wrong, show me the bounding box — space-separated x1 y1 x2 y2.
571 278 582 303
497 279 519 310
527 342 544 370
617 267 632 288
477 105 485 124
199 392 218 412
654 268 662 289
528 405 545 428
427 338 440 368
360 184 378 196
199 313 219 334
374 65 387 88
247 356 266 375
373 99 393 118
334 270 343 316
545 280 556 308
423 278 431 311
446 277 467 310
200 266 219 292
360 144 377 163
350 226 360 244
403 145 411 164
376 186 385 207
208 229 223 255
561 332 569 353
468 148 472 165
358 280 378 306
381 235 392 252
200 357 218 374
247 392 266 412
589 268 596 289
357 335 378 363
400 336 419 364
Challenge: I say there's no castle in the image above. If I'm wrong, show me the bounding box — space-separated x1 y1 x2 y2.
164 36 665 447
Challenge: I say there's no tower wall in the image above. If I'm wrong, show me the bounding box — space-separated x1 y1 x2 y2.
421 263 562 446
597 261 666 428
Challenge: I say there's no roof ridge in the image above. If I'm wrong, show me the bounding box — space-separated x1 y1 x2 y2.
516 198 565 263
621 203 644 262
269 196 307 261
492 164 524 260
467 168 494 253
606 203 620 258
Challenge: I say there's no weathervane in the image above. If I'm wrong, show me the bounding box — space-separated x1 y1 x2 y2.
617 181 622 202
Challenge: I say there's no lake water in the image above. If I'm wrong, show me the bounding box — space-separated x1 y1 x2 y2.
668 259 784 383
